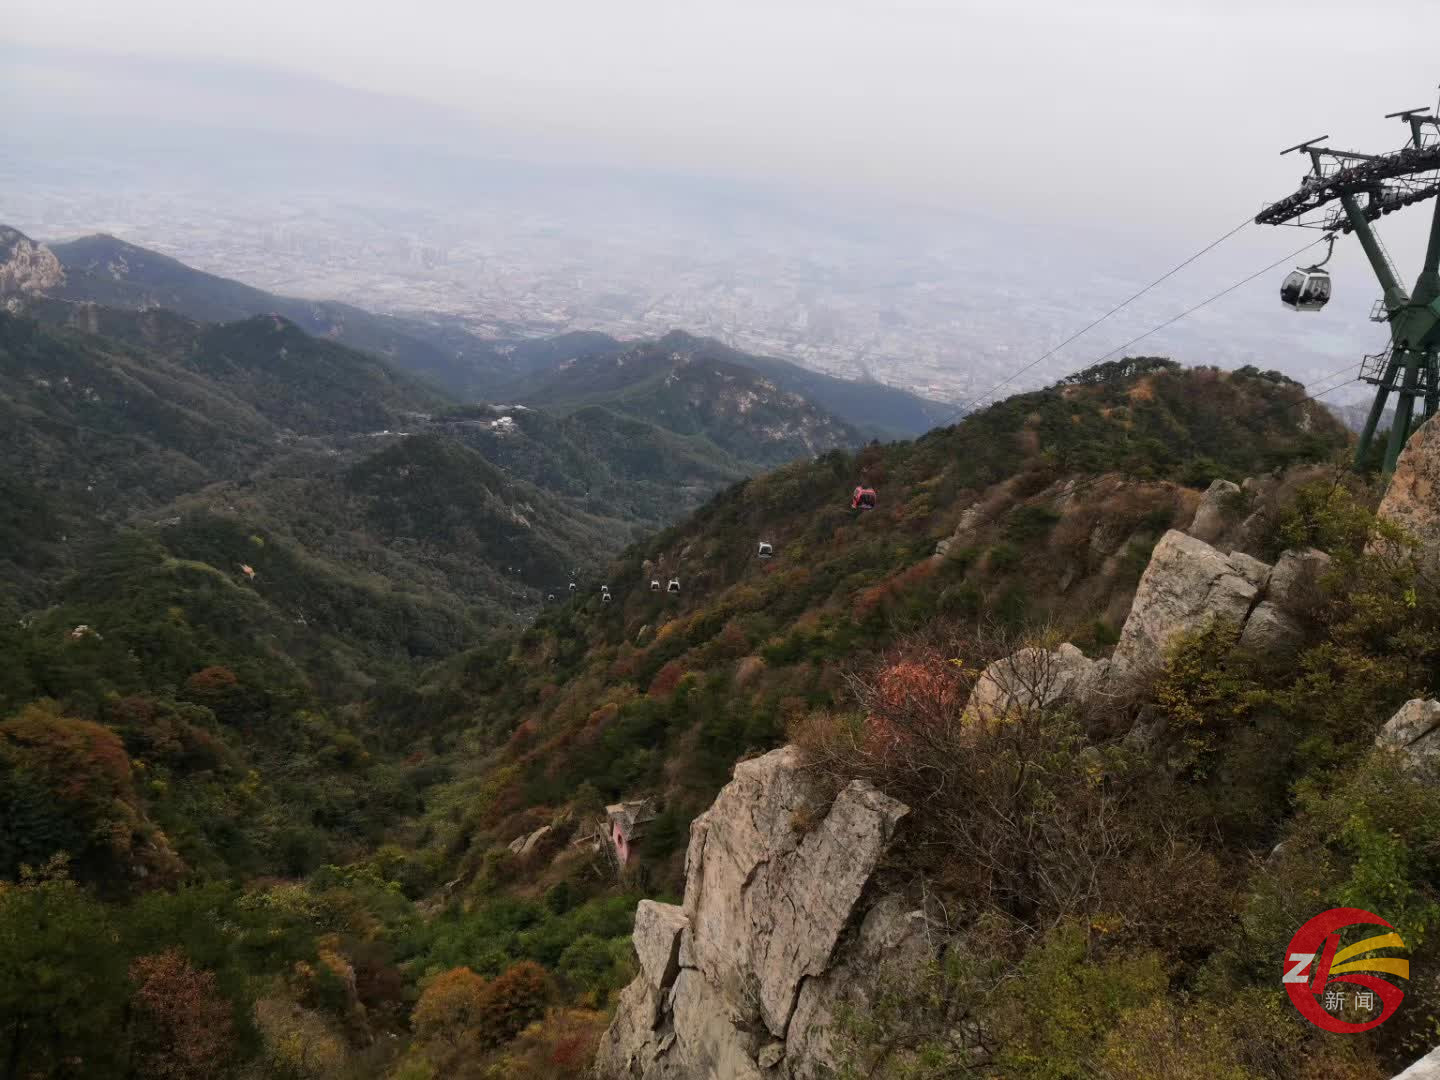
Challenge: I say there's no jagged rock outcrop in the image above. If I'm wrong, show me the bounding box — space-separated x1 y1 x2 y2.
1375 415 1440 570
594 747 918 1079
783 894 938 1079
633 900 687 991
1376 699 1440 766
970 531 1329 718
0 226 65 308
1108 529 1264 682
1188 478 1242 544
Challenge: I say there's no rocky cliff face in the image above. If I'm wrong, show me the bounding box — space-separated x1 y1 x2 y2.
1375 415 1440 571
0 226 65 308
595 747 930 1079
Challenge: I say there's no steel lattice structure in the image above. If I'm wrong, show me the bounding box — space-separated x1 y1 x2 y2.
1256 105 1440 474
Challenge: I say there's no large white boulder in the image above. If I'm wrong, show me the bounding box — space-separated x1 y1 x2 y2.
1109 530 1266 682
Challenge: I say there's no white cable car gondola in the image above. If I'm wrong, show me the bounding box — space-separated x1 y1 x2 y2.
757 541 773 559
667 578 681 594
650 579 661 592
1280 235 1335 312
569 582 577 592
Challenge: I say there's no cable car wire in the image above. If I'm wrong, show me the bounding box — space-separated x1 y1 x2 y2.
944 215 1257 422
1080 236 1330 369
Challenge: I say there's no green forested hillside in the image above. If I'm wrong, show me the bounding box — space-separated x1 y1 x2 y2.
16 333 1433 1080
517 331 864 466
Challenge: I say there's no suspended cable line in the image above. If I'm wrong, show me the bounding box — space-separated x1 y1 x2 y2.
1080 236 1330 369
944 215 1256 422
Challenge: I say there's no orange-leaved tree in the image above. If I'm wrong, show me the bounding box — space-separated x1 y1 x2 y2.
128 948 235 1080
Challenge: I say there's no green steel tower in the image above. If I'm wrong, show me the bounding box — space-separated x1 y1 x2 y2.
1256 106 1440 474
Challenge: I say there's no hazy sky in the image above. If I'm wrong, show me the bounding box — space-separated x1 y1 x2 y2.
8 0 1440 227
6 0 1440 402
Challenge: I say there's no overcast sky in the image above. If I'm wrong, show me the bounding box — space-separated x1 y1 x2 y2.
8 0 1440 229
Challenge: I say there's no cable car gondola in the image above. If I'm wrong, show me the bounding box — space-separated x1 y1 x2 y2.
1280 235 1335 312
851 486 877 511
757 541 773 559
569 582 577 592
650 579 661 592
667 578 681 594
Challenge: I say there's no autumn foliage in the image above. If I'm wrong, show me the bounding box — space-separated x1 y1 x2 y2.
413 961 549 1054
128 949 235 1080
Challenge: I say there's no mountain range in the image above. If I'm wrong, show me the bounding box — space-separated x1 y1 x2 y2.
9 212 1426 1080
0 223 950 690
4 226 950 439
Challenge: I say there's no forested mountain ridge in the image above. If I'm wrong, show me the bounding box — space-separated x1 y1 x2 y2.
501 327 952 441
41 229 521 395
5 226 949 436
517 331 865 466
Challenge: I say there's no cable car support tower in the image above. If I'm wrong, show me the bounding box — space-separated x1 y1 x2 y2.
1256 104 1440 473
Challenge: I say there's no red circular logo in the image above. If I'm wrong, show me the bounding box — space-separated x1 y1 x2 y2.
1283 907 1409 1033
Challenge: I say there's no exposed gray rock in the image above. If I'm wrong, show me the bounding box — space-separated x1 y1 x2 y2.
784 894 932 1079
594 978 663 1076
757 1042 785 1069
962 643 1106 724
685 750 909 1035
595 747 915 1080
633 901 687 992
1188 478 1241 544
1227 551 1272 593
934 504 986 560
1268 547 1332 613
1375 415 1440 571
0 226 65 303
1376 699 1440 764
1393 1046 1440 1079
1237 601 1305 656
666 968 765 1080
506 824 551 856
1109 530 1265 682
